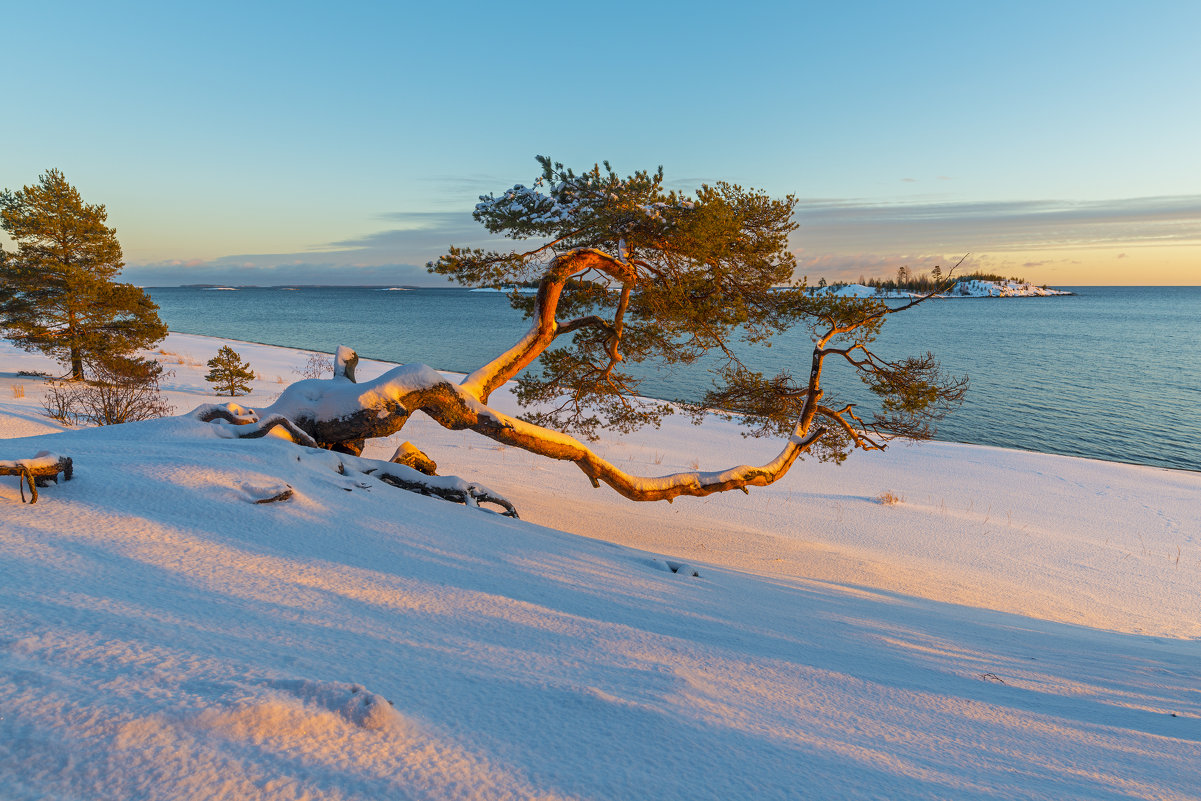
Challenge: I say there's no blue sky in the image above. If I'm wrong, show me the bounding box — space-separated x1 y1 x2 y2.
4 0 1199 285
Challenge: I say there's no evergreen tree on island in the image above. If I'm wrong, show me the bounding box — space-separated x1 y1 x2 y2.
0 169 167 380
205 346 254 396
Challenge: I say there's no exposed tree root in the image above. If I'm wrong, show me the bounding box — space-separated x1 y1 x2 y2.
192 393 518 516
339 453 518 518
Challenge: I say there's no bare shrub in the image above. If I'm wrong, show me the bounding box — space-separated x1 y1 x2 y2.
294 352 333 380
876 491 903 506
42 357 174 426
43 382 80 425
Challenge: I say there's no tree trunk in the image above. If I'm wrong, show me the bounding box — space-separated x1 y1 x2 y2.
192 352 823 503
70 346 84 381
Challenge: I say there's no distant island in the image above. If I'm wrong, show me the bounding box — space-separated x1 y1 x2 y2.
812 271 1071 299
176 284 420 290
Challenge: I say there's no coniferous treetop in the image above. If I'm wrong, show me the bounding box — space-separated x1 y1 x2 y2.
0 169 166 379
205 346 254 397
429 157 966 456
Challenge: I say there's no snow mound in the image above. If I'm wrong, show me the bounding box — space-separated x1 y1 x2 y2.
196 680 403 737
240 480 293 504
2 333 1199 799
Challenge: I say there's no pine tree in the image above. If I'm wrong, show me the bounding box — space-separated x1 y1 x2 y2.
0 169 167 379
205 346 254 396
196 158 967 506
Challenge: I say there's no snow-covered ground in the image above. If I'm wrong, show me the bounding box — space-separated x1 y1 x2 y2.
2 334 1198 800
814 279 1071 299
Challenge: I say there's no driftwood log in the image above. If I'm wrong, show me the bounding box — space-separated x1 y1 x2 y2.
1 452 73 504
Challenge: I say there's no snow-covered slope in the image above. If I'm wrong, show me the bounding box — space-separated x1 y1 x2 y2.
2 335 1198 800
815 280 1071 299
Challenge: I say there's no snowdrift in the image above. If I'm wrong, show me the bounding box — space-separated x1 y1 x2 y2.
1 334 1198 800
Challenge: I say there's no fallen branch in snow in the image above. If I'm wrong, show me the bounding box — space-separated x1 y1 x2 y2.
339 452 518 518
0 451 73 504
247 483 294 504
191 404 319 448
191 398 518 516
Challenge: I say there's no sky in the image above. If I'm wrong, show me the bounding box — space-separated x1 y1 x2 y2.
3 0 1199 286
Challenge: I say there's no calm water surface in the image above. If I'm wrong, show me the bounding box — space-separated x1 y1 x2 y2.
148 286 1201 472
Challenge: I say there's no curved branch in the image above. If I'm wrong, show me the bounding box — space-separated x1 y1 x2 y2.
603 283 632 374
468 407 827 502
190 403 320 447
459 249 638 403
344 454 519 518
815 404 886 452
232 414 321 448
556 315 614 336
819 255 969 343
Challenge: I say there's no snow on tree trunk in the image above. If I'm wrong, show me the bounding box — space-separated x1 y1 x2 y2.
192 347 825 503
0 451 73 503
334 346 359 382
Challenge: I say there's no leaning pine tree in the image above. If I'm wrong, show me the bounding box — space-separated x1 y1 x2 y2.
205 346 255 396
192 157 967 513
0 169 167 379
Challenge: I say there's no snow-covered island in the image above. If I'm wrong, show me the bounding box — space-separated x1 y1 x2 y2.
813 278 1072 299
2 333 1197 800
468 286 540 294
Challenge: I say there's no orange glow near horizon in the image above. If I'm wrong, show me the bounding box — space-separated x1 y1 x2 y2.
809 244 1201 287
968 244 1201 286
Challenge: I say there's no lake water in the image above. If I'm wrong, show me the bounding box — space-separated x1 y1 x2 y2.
147 286 1201 472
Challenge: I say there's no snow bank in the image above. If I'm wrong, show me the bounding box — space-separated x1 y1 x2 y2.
2 334 1198 800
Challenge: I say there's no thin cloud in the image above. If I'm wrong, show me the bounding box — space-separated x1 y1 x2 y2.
419 173 510 193
124 211 505 286
792 194 1201 253
124 258 435 287
329 212 487 251
125 194 1201 286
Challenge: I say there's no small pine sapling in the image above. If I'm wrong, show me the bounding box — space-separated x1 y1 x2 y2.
205 346 254 396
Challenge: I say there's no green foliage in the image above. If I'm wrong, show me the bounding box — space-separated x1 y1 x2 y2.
432 157 966 459
205 346 254 396
841 268 1027 294
0 169 167 379
431 157 801 438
